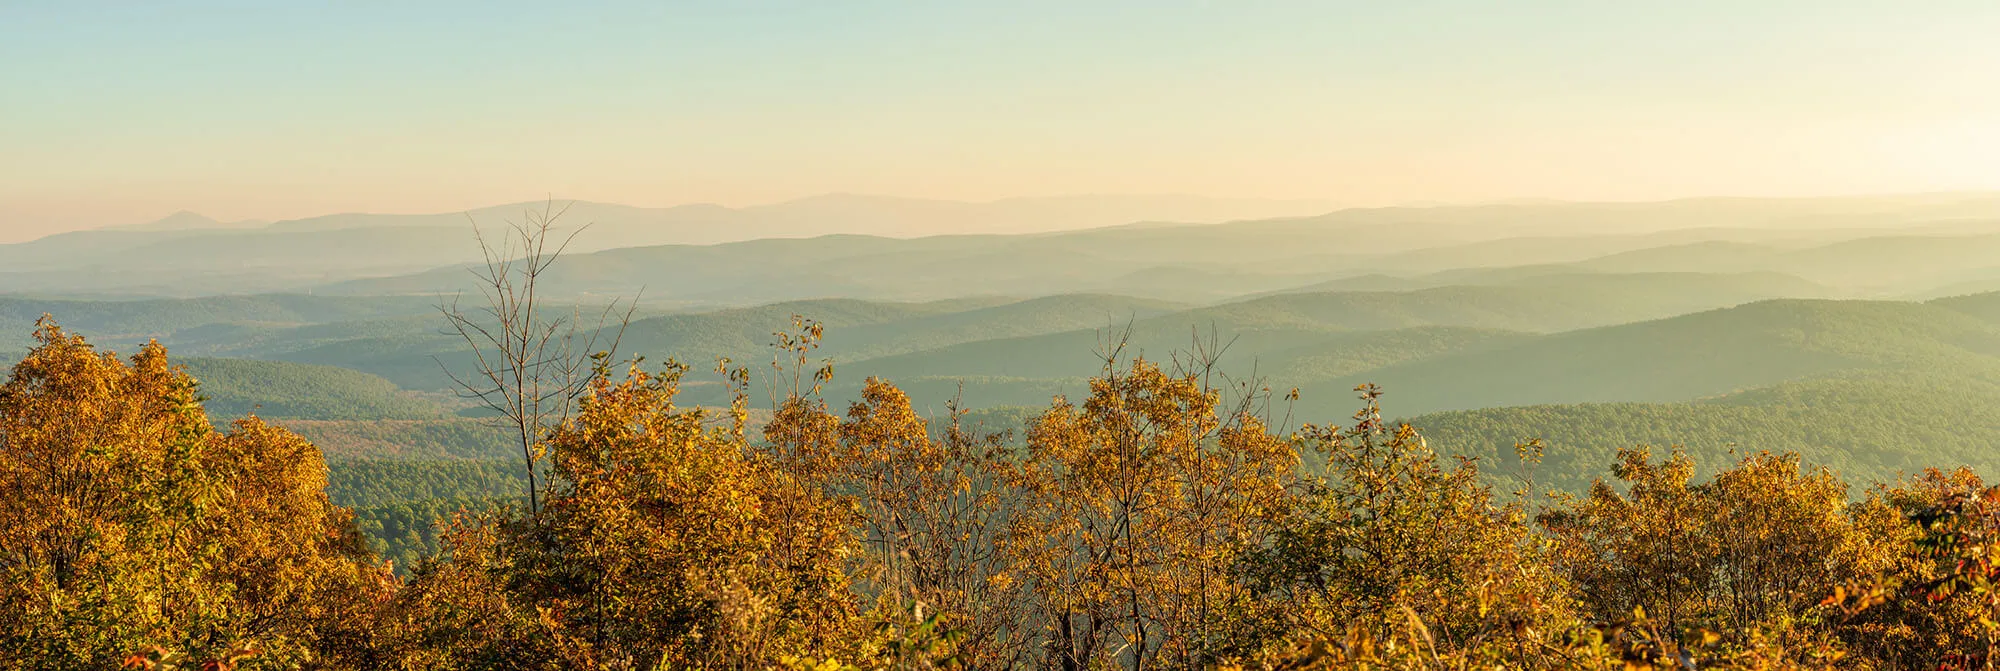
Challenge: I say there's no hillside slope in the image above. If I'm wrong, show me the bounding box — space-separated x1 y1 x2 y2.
1406 372 2000 493
181 357 447 421
1311 299 2000 415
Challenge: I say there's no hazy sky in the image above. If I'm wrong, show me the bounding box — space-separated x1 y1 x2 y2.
5 1 2000 239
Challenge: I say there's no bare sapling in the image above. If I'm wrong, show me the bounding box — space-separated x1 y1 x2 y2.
437 199 636 517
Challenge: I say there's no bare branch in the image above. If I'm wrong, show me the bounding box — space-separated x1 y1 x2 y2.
435 200 636 519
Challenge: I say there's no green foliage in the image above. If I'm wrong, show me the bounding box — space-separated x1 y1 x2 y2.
325 459 526 508
181 357 447 420
279 419 511 460
0 294 439 351
323 459 527 574
350 497 513 576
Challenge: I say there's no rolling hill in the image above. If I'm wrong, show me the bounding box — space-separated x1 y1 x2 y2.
1405 371 2000 494
309 195 2000 307
1302 298 2000 416
180 357 449 421
1569 233 2000 294
0 294 442 349
830 274 1834 407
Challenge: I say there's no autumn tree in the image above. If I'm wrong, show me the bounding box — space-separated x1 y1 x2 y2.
1540 447 1717 635
1537 448 1881 664
388 358 857 670
836 378 1033 668
1004 351 1296 670
1236 385 1579 666
1826 468 2000 668
201 418 395 667
0 319 390 669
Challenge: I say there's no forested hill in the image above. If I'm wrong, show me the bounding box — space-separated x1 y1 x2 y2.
21 284 2000 466
179 357 447 421
0 294 440 349
38 286 2000 503
1299 297 2000 415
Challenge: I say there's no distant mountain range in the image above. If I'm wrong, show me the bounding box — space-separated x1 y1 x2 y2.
316 194 2000 306
0 194 1339 297
7 191 2000 302
86 194 1353 239
103 211 271 232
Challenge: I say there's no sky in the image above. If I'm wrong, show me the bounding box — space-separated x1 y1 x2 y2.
4 1 2000 240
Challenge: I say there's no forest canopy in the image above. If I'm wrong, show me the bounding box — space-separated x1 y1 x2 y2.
6 317 2000 670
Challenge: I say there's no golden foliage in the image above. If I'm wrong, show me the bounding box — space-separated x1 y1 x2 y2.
0 318 389 670
387 359 857 670
19 315 2000 670
1007 356 1300 668
1236 385 1579 666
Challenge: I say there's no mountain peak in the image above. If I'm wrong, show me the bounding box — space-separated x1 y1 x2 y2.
157 210 219 225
